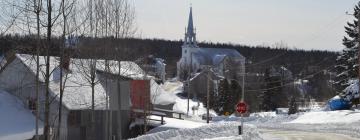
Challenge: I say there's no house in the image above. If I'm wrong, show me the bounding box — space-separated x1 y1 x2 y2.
137 55 166 82
0 52 153 140
177 7 246 100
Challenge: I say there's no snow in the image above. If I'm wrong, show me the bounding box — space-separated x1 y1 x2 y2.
343 79 359 100
150 80 181 105
131 122 263 140
150 80 217 119
288 110 360 124
239 111 360 138
0 90 43 140
147 115 206 133
16 54 108 110
172 97 217 119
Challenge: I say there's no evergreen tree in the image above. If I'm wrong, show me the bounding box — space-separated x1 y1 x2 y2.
335 2 359 94
259 67 283 111
228 79 241 113
214 79 230 115
288 96 298 115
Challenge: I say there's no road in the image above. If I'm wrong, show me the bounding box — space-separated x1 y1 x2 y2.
260 129 359 140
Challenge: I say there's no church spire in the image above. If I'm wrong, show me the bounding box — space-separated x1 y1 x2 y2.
184 6 197 46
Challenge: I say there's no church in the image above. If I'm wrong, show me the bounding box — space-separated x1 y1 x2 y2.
177 7 246 83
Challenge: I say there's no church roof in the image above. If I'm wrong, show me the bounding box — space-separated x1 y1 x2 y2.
187 7 194 37
192 47 245 65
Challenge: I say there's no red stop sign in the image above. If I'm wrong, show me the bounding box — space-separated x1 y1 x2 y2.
236 102 247 114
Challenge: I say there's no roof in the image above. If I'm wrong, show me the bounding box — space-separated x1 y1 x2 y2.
16 54 148 110
0 90 43 140
191 47 245 65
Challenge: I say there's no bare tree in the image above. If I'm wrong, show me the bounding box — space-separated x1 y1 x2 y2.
33 0 42 139
56 0 75 139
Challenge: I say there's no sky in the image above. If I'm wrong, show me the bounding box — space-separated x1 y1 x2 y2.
133 0 359 51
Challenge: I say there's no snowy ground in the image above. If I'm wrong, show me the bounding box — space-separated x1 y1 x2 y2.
135 110 360 140
152 80 218 119
240 111 360 139
143 80 360 140
260 129 359 140
0 90 43 140
131 122 263 140
147 115 206 133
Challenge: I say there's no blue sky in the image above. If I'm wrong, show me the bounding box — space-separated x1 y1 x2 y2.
133 0 359 51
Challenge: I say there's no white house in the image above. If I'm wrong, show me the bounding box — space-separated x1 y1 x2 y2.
0 53 152 140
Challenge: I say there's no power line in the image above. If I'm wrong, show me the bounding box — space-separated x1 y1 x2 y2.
245 64 336 92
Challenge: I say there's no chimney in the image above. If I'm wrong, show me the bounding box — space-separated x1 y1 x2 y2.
61 50 71 70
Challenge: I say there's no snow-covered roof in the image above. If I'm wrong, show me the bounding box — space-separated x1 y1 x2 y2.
191 48 245 65
213 54 227 66
0 90 43 140
16 54 148 110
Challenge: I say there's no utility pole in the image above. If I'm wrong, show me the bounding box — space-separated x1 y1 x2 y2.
357 12 360 106
206 66 210 123
241 59 245 102
187 53 192 116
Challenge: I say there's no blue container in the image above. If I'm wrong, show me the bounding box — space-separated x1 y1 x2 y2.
329 98 351 110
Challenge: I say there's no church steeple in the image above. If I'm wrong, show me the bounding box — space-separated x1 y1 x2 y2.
184 6 197 47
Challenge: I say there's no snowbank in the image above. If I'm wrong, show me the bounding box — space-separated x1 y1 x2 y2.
0 90 43 140
239 111 360 138
150 80 182 105
288 110 360 124
172 97 217 119
147 115 206 133
131 122 263 140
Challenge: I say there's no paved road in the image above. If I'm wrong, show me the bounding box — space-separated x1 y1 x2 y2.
260 129 359 140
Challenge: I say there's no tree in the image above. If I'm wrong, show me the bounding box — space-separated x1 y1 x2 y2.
214 79 229 115
288 96 298 115
334 2 359 94
229 79 241 113
259 67 283 111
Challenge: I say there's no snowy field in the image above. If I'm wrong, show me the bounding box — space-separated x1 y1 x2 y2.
0 90 43 140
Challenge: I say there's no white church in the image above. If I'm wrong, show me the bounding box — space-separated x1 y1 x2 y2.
177 7 246 82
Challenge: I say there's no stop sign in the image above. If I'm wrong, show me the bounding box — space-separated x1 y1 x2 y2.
236 102 247 114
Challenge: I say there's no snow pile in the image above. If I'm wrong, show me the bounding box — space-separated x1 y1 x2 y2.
147 115 206 133
243 112 299 125
172 97 217 119
240 111 360 138
150 80 182 105
131 122 263 140
288 110 360 124
0 90 43 140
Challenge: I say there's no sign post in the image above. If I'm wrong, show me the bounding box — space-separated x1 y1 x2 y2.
236 101 247 135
